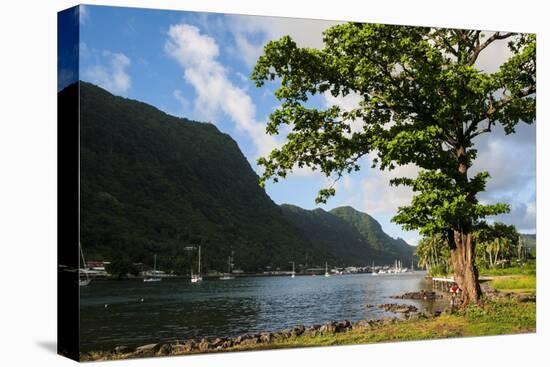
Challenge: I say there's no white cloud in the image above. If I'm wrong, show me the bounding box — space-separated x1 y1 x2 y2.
226 15 339 67
165 24 278 158
79 5 89 25
360 162 419 215
83 51 131 94
323 92 365 135
474 32 514 74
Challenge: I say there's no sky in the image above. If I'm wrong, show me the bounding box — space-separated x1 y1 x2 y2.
62 4 536 245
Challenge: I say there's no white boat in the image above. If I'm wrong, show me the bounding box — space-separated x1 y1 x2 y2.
324 262 330 277
220 255 235 280
290 261 296 278
144 254 162 282
191 245 203 283
79 242 92 286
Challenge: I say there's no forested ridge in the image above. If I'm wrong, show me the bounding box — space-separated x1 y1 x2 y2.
69 82 414 273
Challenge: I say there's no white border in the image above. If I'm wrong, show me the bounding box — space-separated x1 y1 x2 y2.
0 1 546 366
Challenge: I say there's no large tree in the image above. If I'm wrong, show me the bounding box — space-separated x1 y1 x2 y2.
251 24 535 305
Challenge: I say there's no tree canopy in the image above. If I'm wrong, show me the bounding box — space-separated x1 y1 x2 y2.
252 24 536 303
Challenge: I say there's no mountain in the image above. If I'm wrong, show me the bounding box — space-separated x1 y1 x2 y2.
281 205 414 265
330 206 414 262
69 81 413 273
76 81 325 272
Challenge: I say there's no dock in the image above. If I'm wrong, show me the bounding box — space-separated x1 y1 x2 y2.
431 277 458 290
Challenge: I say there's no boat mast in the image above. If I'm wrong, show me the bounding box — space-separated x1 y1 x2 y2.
198 245 201 275
80 242 89 281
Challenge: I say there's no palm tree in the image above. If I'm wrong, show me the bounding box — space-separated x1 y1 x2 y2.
416 234 449 275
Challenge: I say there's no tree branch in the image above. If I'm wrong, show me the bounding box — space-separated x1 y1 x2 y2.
468 32 516 66
468 85 536 139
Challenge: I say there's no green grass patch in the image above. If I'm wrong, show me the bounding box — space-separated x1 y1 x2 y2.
479 262 536 276
230 299 535 353
490 275 536 293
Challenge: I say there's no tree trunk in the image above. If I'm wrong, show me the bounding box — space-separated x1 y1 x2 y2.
450 231 482 306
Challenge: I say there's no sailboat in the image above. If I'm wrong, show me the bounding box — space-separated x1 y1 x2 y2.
290 261 296 278
191 245 203 283
143 254 162 282
79 242 91 286
220 255 235 280
324 262 330 277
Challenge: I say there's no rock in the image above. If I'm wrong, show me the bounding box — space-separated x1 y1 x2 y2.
211 338 224 348
391 290 441 300
336 320 352 332
377 303 418 314
171 344 190 354
113 345 131 354
240 336 260 346
222 340 234 348
233 336 244 345
157 344 172 355
320 321 337 334
278 329 292 338
304 325 321 336
135 343 161 354
260 332 273 343
198 338 211 352
291 325 305 337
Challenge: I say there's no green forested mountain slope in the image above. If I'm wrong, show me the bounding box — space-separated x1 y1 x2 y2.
330 207 414 263
281 205 414 265
77 81 322 272
70 82 413 273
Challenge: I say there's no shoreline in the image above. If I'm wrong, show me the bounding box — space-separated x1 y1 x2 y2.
85 270 427 281
80 286 535 361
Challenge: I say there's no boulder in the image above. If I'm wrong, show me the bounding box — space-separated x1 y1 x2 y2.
222 340 234 348
171 344 190 354
198 338 211 352
278 329 292 339
391 290 440 300
113 345 131 354
518 294 536 302
291 325 305 337
211 338 225 348
135 343 161 354
320 321 337 334
157 344 172 355
240 336 260 346
260 332 273 343
336 320 352 332
304 325 321 336
377 303 418 314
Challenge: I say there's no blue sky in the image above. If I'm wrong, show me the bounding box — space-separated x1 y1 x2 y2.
65 4 536 245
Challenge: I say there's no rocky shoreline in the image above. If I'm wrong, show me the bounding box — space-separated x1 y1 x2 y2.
82 299 432 360
81 286 535 361
82 314 435 360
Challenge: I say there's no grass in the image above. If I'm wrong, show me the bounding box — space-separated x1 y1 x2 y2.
228 298 535 353
489 275 536 294
479 261 536 277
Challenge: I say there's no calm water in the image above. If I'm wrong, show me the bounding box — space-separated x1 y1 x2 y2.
80 272 439 352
